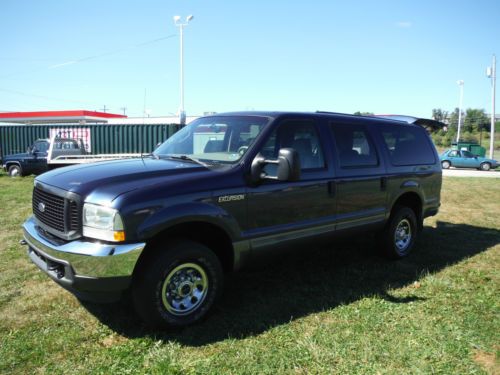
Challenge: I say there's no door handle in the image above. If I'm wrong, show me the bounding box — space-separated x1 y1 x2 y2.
380 177 387 191
328 181 336 197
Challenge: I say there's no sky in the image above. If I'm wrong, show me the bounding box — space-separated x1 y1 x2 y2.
1 0 499 119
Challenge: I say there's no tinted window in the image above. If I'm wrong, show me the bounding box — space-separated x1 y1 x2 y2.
461 150 474 158
262 120 325 173
331 123 378 168
379 125 435 166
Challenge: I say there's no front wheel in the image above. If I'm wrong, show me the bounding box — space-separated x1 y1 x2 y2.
378 206 418 259
8 164 23 177
132 240 223 329
441 160 451 169
480 162 491 171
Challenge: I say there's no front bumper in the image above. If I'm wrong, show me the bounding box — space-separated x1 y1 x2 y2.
22 216 146 302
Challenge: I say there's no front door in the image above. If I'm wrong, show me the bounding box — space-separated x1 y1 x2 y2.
26 140 49 175
246 118 336 249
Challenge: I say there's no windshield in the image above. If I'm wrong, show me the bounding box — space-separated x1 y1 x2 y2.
154 115 270 164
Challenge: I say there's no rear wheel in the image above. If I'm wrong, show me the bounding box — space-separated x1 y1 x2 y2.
480 162 491 171
132 239 223 329
441 160 451 169
8 164 23 177
379 206 418 259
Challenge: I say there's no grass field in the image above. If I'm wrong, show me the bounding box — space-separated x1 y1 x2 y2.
0 173 498 374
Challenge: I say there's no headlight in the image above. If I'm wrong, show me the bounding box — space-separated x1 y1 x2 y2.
83 203 125 242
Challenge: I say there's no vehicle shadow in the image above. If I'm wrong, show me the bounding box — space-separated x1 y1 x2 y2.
81 221 500 346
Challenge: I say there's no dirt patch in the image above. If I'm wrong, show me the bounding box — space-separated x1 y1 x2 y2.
100 334 128 348
473 349 499 375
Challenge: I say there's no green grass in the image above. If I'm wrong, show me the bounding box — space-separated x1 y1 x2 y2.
0 173 499 374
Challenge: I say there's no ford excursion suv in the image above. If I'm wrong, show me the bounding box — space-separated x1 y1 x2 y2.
21 111 442 328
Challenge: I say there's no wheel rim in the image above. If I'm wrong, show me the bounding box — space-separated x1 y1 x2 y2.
482 163 490 171
442 161 450 169
161 263 208 316
394 218 412 252
10 167 20 177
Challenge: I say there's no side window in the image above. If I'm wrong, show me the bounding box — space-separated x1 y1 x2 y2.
379 125 435 166
34 142 48 153
331 123 378 168
262 120 325 173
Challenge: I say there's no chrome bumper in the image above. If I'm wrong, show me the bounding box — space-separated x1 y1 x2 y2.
22 216 146 299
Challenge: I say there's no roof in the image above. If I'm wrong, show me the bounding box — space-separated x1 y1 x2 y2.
203 111 408 125
0 110 127 124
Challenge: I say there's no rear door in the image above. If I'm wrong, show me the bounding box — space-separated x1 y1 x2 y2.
329 121 387 230
460 150 479 168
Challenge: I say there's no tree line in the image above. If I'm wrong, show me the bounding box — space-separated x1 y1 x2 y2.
430 107 496 148
353 108 497 148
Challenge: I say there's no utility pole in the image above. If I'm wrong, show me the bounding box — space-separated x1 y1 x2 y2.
456 80 464 143
487 55 496 159
100 105 108 113
120 107 127 116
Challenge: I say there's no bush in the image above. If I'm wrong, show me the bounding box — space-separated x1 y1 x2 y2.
460 132 478 143
432 134 443 146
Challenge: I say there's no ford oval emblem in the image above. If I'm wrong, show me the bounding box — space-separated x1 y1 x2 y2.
38 202 46 213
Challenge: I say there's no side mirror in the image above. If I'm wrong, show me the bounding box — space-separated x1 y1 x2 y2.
250 148 301 183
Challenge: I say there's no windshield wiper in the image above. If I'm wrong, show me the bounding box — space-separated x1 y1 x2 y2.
163 154 211 168
141 152 158 159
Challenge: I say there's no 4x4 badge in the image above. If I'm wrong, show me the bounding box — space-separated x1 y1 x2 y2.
218 194 245 203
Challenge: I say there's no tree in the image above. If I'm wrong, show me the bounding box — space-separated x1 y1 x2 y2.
463 108 489 133
431 108 448 123
448 108 463 130
353 111 374 116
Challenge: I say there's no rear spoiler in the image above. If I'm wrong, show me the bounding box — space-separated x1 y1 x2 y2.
374 115 446 132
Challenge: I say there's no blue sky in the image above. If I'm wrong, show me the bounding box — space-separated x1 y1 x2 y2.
1 0 498 118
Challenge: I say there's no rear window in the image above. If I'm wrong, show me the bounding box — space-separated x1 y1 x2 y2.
378 125 435 166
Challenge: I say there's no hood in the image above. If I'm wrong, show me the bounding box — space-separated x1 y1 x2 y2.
4 152 30 161
36 157 209 202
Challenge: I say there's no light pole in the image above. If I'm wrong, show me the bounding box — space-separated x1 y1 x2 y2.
456 80 464 143
486 55 496 159
173 14 194 125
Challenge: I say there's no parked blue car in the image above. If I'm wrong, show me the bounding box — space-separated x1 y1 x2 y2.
440 149 498 171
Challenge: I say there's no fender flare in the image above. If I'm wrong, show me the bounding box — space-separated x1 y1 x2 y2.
136 201 241 242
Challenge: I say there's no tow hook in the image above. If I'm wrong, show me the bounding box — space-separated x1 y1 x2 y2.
19 239 27 246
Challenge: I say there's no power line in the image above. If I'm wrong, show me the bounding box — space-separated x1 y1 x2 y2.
0 34 177 80
0 87 103 107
